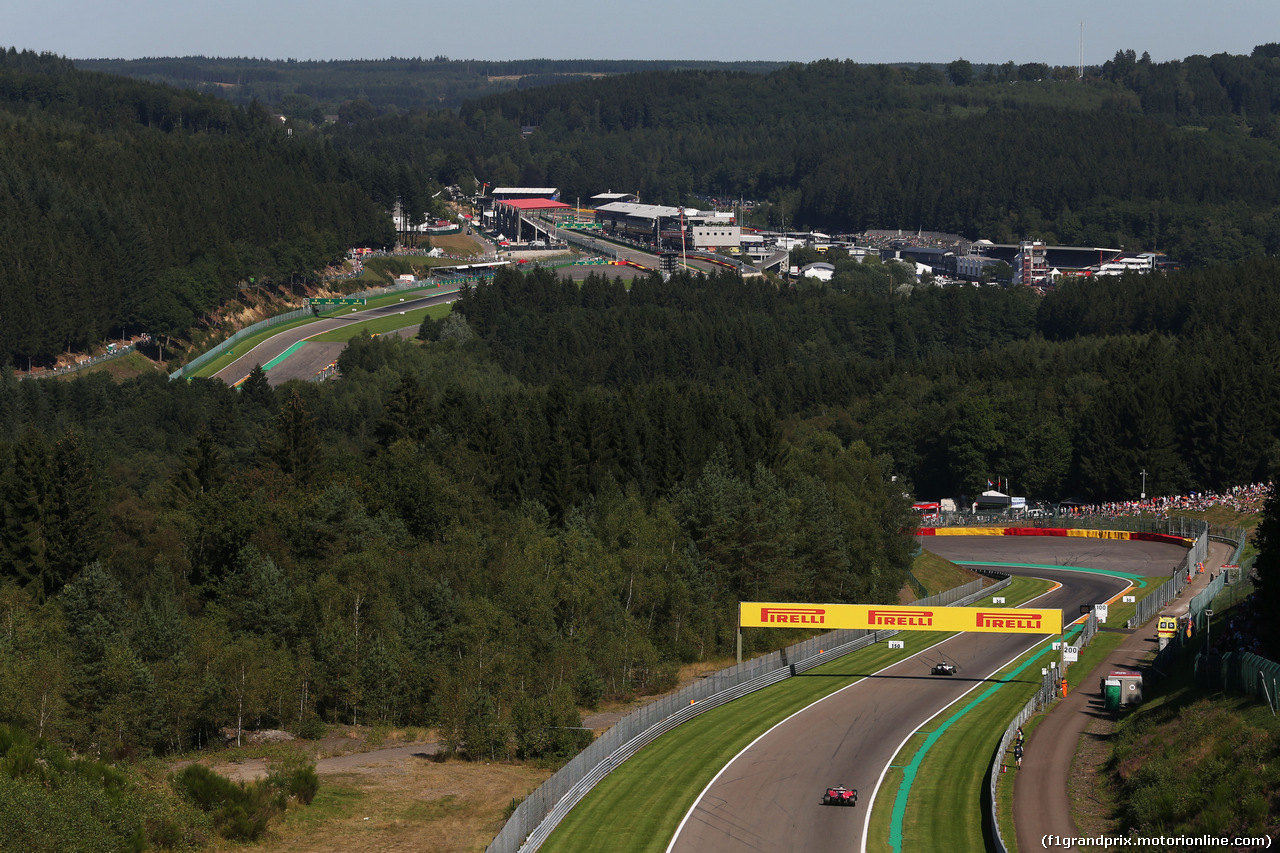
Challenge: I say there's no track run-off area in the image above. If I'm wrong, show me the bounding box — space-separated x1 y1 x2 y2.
537 533 1195 853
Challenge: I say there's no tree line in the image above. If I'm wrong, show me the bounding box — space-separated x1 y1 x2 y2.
0 48 396 366
74 56 791 115
311 50 1280 265
5 256 1280 771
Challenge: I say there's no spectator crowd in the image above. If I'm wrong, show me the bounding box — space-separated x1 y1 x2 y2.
1061 482 1272 519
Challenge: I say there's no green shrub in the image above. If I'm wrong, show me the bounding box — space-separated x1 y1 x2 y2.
296 715 326 740
175 763 281 842
265 753 320 805
0 724 191 852
286 764 319 805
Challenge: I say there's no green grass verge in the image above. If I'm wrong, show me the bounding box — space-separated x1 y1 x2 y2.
913 549 981 595
307 306 442 342
542 577 1050 853
881 623 1062 853
188 315 322 378
187 289 456 379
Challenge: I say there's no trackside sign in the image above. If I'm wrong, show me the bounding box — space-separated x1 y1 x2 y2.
740 602 1061 635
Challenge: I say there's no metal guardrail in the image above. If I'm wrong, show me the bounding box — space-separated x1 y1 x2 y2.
988 604 1104 853
168 306 315 380
490 576 1007 853
168 280 465 382
990 668 1060 853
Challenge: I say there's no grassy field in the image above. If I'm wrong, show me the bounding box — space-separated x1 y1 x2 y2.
255 761 551 853
541 576 1051 853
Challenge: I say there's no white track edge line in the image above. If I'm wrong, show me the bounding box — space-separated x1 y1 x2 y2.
664 633 956 853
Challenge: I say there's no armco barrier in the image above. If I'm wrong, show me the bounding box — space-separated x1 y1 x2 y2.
990 668 1060 853
169 280 464 382
19 342 137 381
988 608 1099 853
168 306 314 380
490 576 1004 853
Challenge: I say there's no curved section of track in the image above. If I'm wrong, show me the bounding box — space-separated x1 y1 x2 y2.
211 290 459 388
667 537 1184 853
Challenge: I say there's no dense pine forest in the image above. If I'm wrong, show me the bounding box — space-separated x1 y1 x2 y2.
315 46 1280 264
4 257 1279 772
73 56 791 113
8 46 1280 363
0 49 396 365
5 40 1280 848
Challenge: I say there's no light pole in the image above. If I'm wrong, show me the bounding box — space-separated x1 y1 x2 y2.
1206 609 1214 653
1140 468 1148 500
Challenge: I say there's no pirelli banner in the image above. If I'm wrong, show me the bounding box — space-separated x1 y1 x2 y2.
740 602 1061 635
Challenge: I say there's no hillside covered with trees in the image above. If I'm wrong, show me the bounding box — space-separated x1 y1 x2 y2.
313 45 1280 265
0 49 395 365
7 45 1280 366
4 255 1280 770
73 56 790 114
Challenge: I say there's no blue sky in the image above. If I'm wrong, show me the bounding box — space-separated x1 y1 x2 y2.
9 0 1280 66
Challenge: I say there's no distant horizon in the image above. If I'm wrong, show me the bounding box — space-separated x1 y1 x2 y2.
69 55 1111 68
10 0 1279 71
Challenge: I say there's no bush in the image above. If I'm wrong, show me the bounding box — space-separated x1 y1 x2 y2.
265 753 320 805
0 725 187 852
296 715 326 740
175 764 280 842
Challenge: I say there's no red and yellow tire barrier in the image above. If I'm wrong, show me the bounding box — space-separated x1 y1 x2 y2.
919 526 1193 547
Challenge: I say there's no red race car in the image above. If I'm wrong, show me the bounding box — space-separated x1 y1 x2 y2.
822 785 858 806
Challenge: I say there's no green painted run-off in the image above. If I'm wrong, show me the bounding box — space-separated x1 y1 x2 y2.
263 341 306 371
887 626 1083 852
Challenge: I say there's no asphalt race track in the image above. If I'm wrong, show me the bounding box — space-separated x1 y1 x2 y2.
211 290 458 388
667 536 1185 853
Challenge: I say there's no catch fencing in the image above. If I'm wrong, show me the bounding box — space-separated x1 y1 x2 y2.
988 603 1104 853
989 516 1219 853
489 576 1005 853
168 306 315 380
989 666 1063 853
1197 651 1280 708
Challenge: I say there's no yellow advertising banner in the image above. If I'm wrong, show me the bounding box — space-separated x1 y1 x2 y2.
739 601 1061 635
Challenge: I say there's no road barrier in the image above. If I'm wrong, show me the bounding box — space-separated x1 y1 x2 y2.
168 306 315 380
489 576 1006 853
169 280 464 382
18 342 138 381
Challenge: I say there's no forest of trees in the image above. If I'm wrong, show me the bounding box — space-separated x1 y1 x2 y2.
4 38 1280 850
8 46 1280 366
300 47 1280 265
73 56 791 114
2 37 1280 768
4 256 1280 772
0 49 396 365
